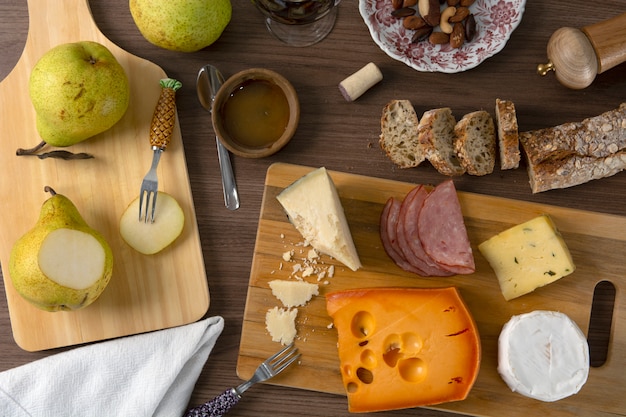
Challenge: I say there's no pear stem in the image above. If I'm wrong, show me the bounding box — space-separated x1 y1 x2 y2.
44 186 57 196
16 141 94 160
16 141 46 155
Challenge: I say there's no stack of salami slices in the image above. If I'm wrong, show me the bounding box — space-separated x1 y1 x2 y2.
380 180 475 277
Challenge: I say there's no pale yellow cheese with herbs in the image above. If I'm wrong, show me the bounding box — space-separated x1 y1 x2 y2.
478 215 575 301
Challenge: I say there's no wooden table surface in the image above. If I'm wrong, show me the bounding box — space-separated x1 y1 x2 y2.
1 1 625 416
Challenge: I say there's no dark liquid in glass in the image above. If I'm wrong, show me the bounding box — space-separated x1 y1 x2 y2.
253 0 334 25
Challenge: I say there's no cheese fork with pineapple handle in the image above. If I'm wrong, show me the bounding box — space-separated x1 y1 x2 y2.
138 78 182 223
185 343 300 417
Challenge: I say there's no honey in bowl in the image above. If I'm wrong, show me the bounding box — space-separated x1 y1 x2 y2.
212 68 300 158
221 79 290 149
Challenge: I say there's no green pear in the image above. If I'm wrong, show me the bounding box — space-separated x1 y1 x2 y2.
9 187 114 312
129 0 232 52
27 41 130 148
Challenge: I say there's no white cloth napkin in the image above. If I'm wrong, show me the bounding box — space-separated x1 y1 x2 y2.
0 316 224 417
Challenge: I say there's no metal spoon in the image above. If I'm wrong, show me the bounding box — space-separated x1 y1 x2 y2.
197 65 240 210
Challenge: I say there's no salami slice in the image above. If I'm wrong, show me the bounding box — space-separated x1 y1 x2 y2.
398 185 454 277
418 180 475 274
380 198 425 275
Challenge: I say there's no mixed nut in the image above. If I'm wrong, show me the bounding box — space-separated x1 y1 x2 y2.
391 0 477 48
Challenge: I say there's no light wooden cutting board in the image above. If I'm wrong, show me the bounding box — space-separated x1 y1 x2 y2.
238 162 626 417
0 0 209 351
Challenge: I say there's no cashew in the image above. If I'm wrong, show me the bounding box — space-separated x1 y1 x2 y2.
440 7 456 34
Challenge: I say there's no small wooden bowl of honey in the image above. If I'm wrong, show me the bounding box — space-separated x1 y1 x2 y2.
212 68 300 158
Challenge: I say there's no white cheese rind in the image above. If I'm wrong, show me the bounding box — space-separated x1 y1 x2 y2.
478 215 575 300
276 167 361 271
498 310 589 402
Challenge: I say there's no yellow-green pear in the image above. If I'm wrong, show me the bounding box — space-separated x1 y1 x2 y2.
9 187 114 312
129 0 232 52
27 41 130 149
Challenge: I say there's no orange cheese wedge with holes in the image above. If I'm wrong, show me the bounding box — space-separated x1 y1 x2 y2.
326 287 481 413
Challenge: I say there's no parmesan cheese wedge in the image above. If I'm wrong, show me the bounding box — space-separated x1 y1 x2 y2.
498 310 589 402
269 279 319 308
276 167 361 271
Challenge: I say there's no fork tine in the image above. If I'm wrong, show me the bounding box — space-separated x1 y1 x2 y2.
267 343 300 373
272 351 301 375
138 189 157 223
266 342 297 365
147 191 157 223
138 192 145 221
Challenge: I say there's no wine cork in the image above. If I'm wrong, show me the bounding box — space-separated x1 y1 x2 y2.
338 62 383 102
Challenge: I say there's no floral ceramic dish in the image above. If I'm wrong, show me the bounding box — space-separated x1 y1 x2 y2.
359 0 526 73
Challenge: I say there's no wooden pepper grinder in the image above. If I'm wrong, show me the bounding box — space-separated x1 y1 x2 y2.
537 12 626 89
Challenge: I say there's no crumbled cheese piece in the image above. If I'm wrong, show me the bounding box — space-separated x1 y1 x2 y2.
282 250 293 262
265 307 297 345
269 279 319 308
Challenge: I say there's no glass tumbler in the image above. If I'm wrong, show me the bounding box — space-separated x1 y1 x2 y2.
252 0 341 47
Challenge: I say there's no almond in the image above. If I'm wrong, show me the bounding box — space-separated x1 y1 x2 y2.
459 0 475 6
450 22 465 48
403 15 427 30
391 7 416 17
412 26 433 43
465 14 477 41
403 0 418 7
429 31 450 45
392 0 404 10
450 6 470 22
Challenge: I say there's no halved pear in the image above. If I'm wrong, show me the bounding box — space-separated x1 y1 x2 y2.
9 187 114 312
120 192 184 255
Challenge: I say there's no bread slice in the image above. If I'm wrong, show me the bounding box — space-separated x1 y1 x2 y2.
525 151 626 193
454 110 496 176
495 99 520 170
379 100 425 168
418 107 465 176
520 102 626 166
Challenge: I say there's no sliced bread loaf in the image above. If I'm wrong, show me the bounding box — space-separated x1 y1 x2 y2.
418 107 465 176
495 98 520 170
526 151 626 193
379 100 425 168
454 110 496 176
520 102 626 166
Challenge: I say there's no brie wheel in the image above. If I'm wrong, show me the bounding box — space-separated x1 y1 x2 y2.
498 310 589 402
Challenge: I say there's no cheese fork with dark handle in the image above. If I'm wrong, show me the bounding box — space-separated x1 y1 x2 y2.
185 343 300 417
